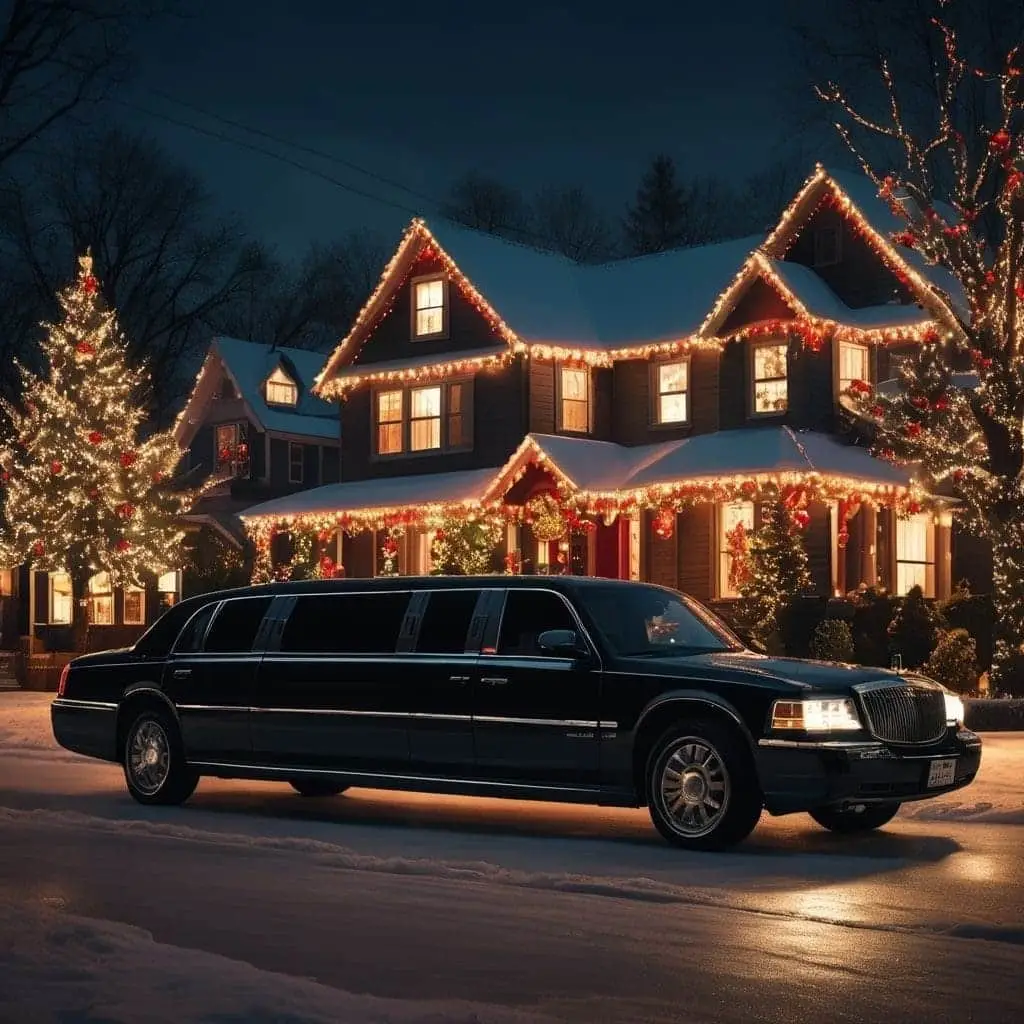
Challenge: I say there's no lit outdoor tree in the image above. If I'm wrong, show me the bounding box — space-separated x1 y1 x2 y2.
818 0 1024 680
0 253 190 647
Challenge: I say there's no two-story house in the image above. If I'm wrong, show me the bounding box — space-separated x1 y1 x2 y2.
240 165 966 606
6 336 342 657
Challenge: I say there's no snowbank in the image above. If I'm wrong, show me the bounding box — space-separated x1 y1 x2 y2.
0 896 559 1024
2 692 1021 823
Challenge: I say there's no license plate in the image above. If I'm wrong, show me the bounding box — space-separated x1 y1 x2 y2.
927 758 957 788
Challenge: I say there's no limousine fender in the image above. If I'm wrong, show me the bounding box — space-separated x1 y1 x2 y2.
115 684 180 759
629 690 757 802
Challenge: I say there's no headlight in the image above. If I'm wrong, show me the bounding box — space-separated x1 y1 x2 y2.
943 690 965 727
771 698 862 733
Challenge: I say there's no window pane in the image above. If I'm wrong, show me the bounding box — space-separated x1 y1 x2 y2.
204 597 272 653
659 392 688 424
496 591 577 656
839 343 869 389
720 501 754 598
754 379 788 413
378 423 403 455
266 379 297 405
378 390 402 421
416 308 443 335
561 368 587 400
280 593 410 653
659 362 688 393
50 573 73 625
754 343 787 380
174 603 218 653
89 596 113 626
216 424 238 448
416 590 481 653
416 279 443 310
562 400 588 432
411 386 441 418
88 572 111 594
411 417 441 451
157 570 179 593
124 589 145 625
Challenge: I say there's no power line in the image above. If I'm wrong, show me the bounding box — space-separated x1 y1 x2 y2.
111 97 433 219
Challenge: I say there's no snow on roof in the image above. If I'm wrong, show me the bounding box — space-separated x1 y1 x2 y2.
212 336 338 440
767 259 931 328
240 466 500 520
329 344 510 384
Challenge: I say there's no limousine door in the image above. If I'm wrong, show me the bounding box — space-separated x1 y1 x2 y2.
402 587 490 777
250 590 413 772
162 594 275 762
472 588 601 787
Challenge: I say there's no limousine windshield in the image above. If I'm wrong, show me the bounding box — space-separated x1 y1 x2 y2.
582 583 743 657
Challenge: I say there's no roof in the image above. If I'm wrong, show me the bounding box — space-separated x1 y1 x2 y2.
240 466 500 520
766 259 930 329
212 337 338 440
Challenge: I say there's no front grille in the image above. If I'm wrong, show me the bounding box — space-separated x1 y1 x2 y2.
858 683 947 745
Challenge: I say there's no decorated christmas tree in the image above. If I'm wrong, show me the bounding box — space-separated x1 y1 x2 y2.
740 501 813 647
819 0 1024 681
0 254 190 647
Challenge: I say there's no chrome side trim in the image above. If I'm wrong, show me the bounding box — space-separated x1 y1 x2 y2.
408 712 473 722
187 760 601 794
759 738 884 750
474 715 601 728
250 706 406 718
176 704 249 713
52 698 118 711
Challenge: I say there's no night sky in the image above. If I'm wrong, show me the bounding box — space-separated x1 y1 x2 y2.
115 1 821 258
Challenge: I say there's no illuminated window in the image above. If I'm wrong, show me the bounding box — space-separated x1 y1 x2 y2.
215 422 249 477
157 570 180 607
719 502 754 599
87 572 113 625
838 341 870 399
413 279 446 338
265 365 298 406
410 386 442 451
49 573 73 625
654 360 689 425
896 514 935 596
376 390 403 455
752 342 788 414
559 366 590 433
409 529 433 575
124 587 145 625
288 443 304 484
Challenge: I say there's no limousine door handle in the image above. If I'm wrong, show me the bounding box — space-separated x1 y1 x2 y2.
172 668 192 680
480 676 509 687
448 674 471 684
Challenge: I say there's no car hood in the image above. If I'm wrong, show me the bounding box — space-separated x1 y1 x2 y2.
615 649 903 695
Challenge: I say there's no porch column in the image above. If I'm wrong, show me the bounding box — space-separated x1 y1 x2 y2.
935 513 953 600
860 505 878 587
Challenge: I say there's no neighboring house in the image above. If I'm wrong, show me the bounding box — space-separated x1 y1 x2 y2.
238 165 970 604
9 336 341 656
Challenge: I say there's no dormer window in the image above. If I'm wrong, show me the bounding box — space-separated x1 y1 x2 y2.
752 341 788 415
265 365 298 406
413 277 447 338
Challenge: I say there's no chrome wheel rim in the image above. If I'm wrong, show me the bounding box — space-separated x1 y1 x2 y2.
657 737 731 838
127 719 171 796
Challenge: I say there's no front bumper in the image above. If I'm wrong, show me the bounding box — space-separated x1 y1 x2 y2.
756 728 982 815
51 698 119 761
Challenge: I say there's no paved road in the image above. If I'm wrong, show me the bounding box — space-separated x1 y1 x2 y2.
1 751 1023 1023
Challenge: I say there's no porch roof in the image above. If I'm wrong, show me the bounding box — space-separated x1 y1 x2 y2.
240 466 501 522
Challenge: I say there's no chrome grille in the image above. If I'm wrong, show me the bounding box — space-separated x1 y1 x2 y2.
858 683 947 745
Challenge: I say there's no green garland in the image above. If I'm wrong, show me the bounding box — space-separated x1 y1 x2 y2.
431 515 503 575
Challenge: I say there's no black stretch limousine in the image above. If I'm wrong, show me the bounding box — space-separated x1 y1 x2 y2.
51 576 981 849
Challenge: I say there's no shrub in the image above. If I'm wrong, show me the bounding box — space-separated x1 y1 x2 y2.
888 585 943 669
940 582 994 672
847 586 896 667
923 628 978 693
810 619 855 663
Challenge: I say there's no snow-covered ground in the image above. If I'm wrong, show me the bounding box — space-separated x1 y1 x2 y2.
5 691 1022 824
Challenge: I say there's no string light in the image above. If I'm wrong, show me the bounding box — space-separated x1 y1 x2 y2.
0 254 191 619
819 0 1024 679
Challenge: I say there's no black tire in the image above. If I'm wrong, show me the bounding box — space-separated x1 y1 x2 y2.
122 706 199 806
810 802 901 834
289 779 349 798
646 718 762 851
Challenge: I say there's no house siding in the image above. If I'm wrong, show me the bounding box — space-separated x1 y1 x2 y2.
644 512 678 589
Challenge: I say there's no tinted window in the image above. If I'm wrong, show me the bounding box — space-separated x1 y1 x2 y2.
582 584 740 657
134 598 206 656
496 590 576 657
416 590 481 654
280 593 410 654
173 602 219 653
204 597 273 653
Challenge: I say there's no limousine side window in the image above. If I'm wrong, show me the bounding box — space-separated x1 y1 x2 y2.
279 593 411 654
204 596 273 653
416 590 481 654
496 590 577 657
173 602 218 653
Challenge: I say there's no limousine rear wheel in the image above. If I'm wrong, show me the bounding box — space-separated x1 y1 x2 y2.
289 780 350 798
810 802 901 834
123 707 198 806
646 720 762 851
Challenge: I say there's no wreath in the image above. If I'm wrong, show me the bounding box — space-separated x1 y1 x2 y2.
526 493 566 542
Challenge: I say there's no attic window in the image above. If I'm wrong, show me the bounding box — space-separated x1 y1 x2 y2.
413 277 447 338
813 226 841 268
265 366 298 406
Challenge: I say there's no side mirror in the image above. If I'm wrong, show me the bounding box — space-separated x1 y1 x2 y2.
537 629 587 658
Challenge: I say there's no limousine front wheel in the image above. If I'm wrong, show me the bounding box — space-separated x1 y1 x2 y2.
123 708 199 806
646 720 762 850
